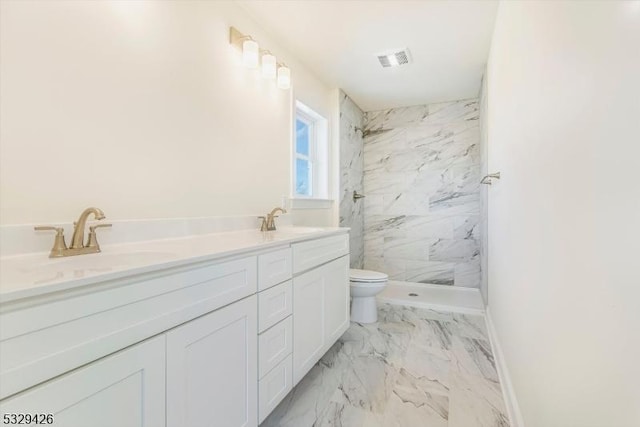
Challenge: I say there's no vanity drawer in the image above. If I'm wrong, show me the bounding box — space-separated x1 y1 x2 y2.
258 280 292 333
258 354 293 424
292 233 349 274
258 316 292 378
258 248 292 291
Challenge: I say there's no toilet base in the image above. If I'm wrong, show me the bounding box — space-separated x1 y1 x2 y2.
350 296 378 323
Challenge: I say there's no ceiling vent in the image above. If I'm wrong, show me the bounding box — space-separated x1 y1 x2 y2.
376 48 412 68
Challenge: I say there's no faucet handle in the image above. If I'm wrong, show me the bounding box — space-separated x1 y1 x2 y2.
89 223 113 231
258 216 270 232
87 223 112 249
34 226 68 257
34 225 64 233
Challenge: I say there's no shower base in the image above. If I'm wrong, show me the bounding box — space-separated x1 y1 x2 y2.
377 280 484 315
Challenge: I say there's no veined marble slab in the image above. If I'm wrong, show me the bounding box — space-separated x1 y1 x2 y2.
363 98 481 287
338 90 365 269
260 303 509 427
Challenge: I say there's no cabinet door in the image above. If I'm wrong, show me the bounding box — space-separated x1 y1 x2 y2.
322 255 350 345
0 336 165 427
292 255 349 383
166 295 258 427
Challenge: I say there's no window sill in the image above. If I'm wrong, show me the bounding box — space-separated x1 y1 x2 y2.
289 198 334 210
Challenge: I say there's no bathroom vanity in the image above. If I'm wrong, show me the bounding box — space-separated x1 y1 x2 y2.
0 226 350 427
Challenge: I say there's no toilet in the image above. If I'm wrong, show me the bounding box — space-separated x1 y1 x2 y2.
349 269 388 323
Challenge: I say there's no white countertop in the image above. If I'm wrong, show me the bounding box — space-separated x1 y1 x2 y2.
0 226 348 303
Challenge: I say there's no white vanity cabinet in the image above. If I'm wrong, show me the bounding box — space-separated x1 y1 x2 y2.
291 235 350 383
0 336 166 427
166 295 257 427
0 296 259 427
0 254 259 427
0 229 350 427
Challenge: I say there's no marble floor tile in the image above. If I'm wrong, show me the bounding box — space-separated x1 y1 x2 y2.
448 372 509 427
261 303 510 427
450 336 499 383
337 363 396 413
315 398 386 427
402 345 451 396
452 312 489 340
383 369 449 427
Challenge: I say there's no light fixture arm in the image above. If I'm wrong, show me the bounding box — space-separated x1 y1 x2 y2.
229 27 253 48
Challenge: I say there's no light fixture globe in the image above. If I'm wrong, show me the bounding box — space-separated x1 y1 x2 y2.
261 53 277 79
242 39 259 69
277 65 291 89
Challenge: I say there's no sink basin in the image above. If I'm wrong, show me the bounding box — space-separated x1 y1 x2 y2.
273 227 325 235
15 251 176 285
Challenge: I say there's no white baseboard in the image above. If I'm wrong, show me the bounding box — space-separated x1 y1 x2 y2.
485 306 525 427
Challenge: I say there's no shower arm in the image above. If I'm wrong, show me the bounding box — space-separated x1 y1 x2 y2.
480 172 501 185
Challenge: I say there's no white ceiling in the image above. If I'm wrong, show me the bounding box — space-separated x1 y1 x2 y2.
239 0 499 112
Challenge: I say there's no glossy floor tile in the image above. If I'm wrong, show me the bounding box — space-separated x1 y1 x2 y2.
261 303 509 427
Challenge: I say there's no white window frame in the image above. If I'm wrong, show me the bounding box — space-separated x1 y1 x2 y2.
291 100 330 208
294 110 316 198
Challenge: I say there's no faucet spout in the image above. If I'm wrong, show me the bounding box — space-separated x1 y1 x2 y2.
70 207 105 249
265 207 287 231
268 207 286 218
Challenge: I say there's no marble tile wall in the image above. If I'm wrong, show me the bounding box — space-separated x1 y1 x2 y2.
479 75 489 302
339 91 365 268
363 99 481 287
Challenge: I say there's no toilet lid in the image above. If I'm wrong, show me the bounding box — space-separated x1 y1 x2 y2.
349 269 388 282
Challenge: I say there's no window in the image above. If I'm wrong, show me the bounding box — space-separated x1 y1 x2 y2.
295 115 313 196
293 101 328 201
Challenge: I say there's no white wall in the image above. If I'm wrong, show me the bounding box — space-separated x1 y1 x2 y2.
0 0 336 226
486 1 640 426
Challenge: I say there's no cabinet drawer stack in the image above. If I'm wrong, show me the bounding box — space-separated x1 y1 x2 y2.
256 248 294 423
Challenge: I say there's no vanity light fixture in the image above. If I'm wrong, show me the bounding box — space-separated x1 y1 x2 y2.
242 39 259 69
277 64 291 90
229 26 291 89
261 51 277 79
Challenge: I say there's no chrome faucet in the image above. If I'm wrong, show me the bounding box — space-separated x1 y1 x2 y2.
259 207 287 231
34 207 111 258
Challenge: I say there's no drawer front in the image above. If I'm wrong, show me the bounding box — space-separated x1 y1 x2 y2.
292 234 349 274
0 256 257 400
258 248 292 291
258 354 293 424
258 316 292 378
258 280 292 333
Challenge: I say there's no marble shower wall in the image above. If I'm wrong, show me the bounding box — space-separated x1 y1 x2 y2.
479 75 489 302
363 99 481 287
338 91 365 268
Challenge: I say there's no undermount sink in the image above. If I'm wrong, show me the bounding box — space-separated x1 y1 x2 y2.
274 227 324 234
15 251 176 285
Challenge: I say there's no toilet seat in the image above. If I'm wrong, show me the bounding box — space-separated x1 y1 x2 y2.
349 269 388 283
